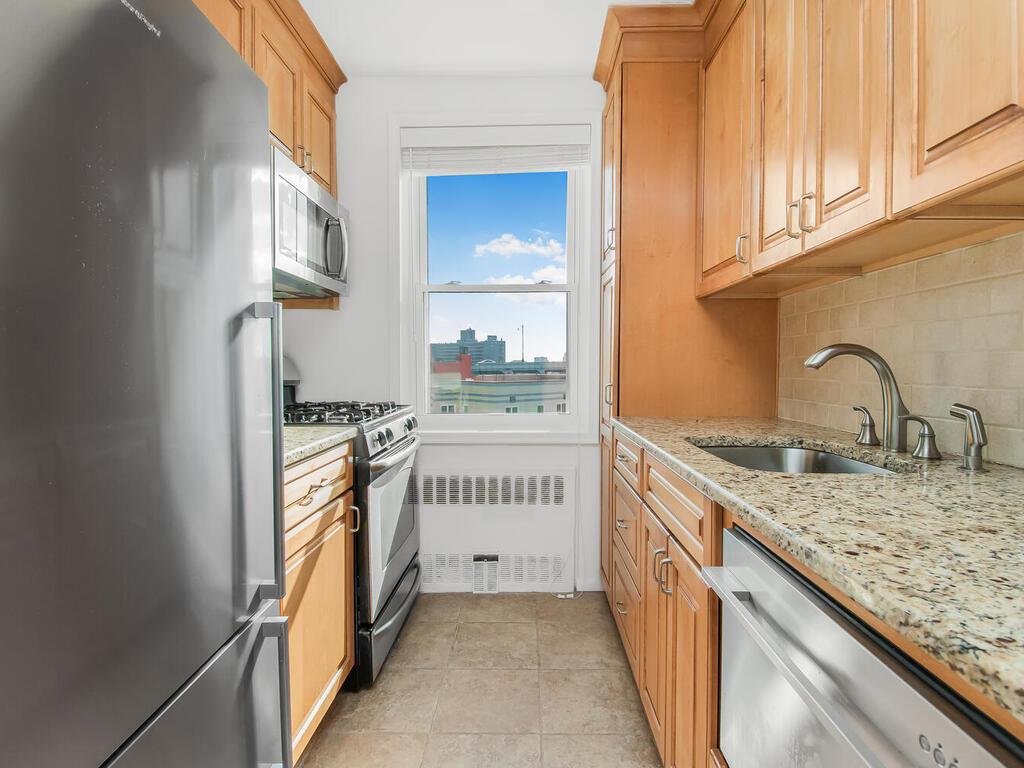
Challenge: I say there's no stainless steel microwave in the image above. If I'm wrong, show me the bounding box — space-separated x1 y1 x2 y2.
272 147 349 299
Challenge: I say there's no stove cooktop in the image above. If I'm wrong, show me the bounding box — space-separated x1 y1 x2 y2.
283 400 405 426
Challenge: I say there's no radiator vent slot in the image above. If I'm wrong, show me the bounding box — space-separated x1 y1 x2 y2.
418 473 568 506
472 555 499 594
421 553 567 590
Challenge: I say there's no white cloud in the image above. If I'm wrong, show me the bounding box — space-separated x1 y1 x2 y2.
483 264 566 286
474 233 565 262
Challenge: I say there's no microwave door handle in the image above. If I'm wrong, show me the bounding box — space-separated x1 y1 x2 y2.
338 216 350 283
703 567 894 768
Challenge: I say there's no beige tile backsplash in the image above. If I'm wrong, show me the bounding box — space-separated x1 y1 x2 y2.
778 233 1024 467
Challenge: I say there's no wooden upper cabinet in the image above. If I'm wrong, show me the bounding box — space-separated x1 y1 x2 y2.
754 0 804 271
599 265 618 426
802 0 888 248
303 69 337 195
601 77 621 272
253 0 304 162
892 0 1024 214
699 0 756 294
193 0 250 61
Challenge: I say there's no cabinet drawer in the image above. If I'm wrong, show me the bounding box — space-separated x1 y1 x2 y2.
612 547 641 681
283 441 352 486
642 452 711 564
285 491 352 561
284 472 350 532
611 469 643 585
612 429 643 493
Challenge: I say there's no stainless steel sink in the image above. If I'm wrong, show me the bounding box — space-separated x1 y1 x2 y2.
699 445 894 475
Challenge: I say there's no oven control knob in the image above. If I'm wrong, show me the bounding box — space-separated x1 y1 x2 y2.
405 417 415 432
410 416 419 429
375 430 387 446
385 427 395 442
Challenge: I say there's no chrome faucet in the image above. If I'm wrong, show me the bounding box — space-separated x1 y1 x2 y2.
804 344 910 452
950 403 987 471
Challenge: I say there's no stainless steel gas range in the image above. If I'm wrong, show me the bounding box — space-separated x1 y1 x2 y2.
284 401 420 687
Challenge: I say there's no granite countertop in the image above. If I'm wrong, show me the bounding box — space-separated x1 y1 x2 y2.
282 425 359 467
612 415 1024 726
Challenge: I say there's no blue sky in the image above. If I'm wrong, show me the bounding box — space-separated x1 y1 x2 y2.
427 172 568 362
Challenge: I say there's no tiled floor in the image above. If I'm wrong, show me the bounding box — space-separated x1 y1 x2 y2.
300 592 661 768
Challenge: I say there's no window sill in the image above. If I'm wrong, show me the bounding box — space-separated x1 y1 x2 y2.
418 428 598 447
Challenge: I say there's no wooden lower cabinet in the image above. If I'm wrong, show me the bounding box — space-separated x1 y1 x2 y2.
639 507 672 760
282 490 355 763
612 546 642 680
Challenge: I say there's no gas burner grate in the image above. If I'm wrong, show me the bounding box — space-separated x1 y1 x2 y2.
283 400 403 425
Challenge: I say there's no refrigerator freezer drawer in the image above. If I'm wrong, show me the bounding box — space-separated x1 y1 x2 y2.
106 602 290 768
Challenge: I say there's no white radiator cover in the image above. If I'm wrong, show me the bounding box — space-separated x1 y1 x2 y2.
416 468 576 593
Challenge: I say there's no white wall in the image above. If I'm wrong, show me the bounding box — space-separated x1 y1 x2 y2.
283 75 606 589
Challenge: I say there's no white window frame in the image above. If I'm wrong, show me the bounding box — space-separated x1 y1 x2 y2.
393 115 599 445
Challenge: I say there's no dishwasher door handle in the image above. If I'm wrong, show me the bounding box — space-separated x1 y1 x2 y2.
703 567 891 768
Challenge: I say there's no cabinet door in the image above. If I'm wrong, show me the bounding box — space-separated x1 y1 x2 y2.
601 79 620 272
302 67 337 195
666 536 710 768
699 0 756 293
599 265 618 426
282 494 355 761
639 507 672 761
193 0 250 61
600 428 613 596
253 0 304 162
802 0 887 249
753 0 805 271
892 0 1024 214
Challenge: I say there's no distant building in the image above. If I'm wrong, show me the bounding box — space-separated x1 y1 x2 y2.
430 327 506 365
430 354 567 414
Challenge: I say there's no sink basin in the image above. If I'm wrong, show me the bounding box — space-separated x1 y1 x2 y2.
699 445 894 476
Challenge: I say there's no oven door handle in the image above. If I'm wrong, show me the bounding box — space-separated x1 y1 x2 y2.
369 435 420 474
704 566 891 768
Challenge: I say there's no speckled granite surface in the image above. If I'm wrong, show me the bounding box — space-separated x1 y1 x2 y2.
282 425 358 467
613 416 1024 725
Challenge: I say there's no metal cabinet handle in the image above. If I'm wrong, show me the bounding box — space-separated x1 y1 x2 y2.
259 616 294 768
251 302 285 601
604 383 614 406
305 151 313 174
296 145 306 169
786 201 801 239
615 519 629 530
615 450 630 463
703 567 892 768
606 226 616 251
614 601 628 615
799 192 815 232
657 556 673 595
734 233 748 263
349 504 361 534
651 547 667 582
298 477 333 506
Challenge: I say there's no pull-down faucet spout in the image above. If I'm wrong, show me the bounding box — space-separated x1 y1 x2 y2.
804 343 910 452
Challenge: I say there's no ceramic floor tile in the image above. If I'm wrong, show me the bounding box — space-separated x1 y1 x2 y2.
388 621 457 669
326 667 444 733
459 593 538 623
539 669 647 734
534 592 614 627
421 734 542 768
537 620 627 670
541 734 661 768
408 593 464 624
432 669 540 734
450 622 539 669
300 732 427 768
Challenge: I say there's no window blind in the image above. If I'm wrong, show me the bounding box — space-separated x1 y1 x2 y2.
400 124 591 172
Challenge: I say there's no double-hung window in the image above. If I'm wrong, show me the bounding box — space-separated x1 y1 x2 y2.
399 124 592 435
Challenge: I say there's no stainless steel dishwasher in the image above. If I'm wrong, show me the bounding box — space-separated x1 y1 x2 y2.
703 529 1021 768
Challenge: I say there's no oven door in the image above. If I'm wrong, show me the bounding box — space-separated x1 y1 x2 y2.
362 436 420 623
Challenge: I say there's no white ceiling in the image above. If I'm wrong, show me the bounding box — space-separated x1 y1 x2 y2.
298 0 693 78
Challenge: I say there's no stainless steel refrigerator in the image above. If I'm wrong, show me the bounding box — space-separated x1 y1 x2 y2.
1 1 290 766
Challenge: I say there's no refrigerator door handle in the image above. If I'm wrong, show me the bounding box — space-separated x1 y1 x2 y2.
251 301 286 601
259 616 293 768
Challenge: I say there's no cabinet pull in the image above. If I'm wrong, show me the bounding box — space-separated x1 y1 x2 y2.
349 504 361 533
786 201 801 239
615 450 630 464
298 477 332 506
615 601 628 616
296 145 306 170
606 226 616 251
305 151 313 174
652 547 667 582
604 383 614 406
799 192 815 233
734 233 748 263
658 556 674 595
615 519 629 530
